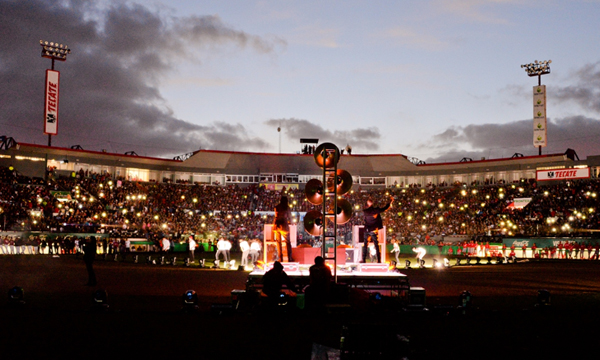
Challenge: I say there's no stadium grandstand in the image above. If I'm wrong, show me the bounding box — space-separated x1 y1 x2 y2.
2 138 600 258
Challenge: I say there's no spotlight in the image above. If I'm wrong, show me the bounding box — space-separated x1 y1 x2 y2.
182 290 199 312
459 290 472 312
405 260 411 269
444 258 450 268
432 259 439 268
419 259 425 268
388 261 397 271
537 289 551 307
92 289 109 311
8 286 25 305
213 260 220 269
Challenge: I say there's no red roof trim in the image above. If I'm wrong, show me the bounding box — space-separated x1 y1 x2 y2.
417 153 565 167
17 142 182 163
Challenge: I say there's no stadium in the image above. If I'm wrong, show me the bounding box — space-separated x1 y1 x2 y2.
2 137 600 359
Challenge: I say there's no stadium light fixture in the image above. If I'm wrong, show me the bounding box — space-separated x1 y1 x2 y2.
521 59 552 156
40 40 71 62
520 60 551 80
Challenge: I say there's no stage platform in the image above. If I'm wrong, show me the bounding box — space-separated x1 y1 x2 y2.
247 263 410 297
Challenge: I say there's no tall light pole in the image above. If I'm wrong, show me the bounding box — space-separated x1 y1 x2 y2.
40 40 71 147
521 60 551 156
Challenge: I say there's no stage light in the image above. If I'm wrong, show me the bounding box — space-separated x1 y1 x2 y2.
388 261 397 271
91 289 109 312
182 290 199 312
444 258 450 267
405 260 411 269
459 290 472 311
537 289 551 307
432 259 439 268
8 286 25 305
419 259 425 268
213 260 220 269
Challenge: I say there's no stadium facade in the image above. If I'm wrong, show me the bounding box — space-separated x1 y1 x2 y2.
1 141 599 188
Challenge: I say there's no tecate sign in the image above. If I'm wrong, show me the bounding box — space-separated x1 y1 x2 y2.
44 69 60 135
537 168 590 181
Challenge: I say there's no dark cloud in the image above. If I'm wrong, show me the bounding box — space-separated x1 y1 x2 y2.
422 115 600 163
552 61 600 113
0 0 279 157
265 118 381 151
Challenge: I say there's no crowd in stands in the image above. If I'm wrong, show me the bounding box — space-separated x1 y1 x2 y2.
1 166 600 255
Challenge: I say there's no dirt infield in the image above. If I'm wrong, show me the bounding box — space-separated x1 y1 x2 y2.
1 255 599 359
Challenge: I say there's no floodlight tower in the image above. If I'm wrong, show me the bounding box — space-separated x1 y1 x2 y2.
40 40 71 147
521 60 551 156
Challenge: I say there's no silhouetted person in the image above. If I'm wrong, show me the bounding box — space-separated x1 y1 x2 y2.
273 195 293 262
262 261 296 306
306 256 332 309
362 196 393 263
83 236 97 286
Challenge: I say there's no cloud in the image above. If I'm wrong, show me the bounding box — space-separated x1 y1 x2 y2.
265 118 381 151
420 115 600 163
553 61 600 113
0 0 280 157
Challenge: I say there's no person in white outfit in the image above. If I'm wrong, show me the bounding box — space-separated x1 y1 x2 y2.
239 239 250 268
215 237 228 265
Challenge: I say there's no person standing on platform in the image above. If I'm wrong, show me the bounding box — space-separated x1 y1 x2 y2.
391 238 400 264
83 236 97 286
215 236 228 266
361 196 393 263
249 239 261 265
273 195 293 262
161 237 170 253
239 238 250 268
187 235 197 263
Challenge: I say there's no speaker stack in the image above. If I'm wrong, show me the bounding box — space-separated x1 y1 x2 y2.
303 143 353 278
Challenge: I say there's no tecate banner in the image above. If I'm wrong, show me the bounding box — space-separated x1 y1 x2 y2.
537 168 590 181
44 69 60 135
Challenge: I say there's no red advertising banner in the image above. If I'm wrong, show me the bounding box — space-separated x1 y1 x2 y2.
536 168 590 181
44 69 60 135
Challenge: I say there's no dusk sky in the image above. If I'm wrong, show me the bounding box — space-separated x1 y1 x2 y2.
1 0 600 163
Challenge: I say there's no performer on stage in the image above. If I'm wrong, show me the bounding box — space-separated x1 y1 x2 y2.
413 246 426 261
361 196 393 263
273 195 293 262
239 238 250 268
